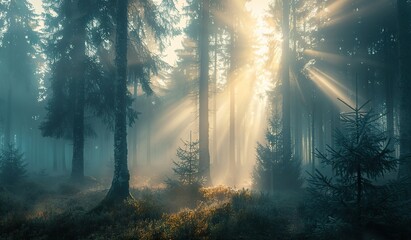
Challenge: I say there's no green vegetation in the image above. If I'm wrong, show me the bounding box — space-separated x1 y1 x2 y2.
1 175 410 239
304 100 409 239
254 114 302 192
0 145 27 185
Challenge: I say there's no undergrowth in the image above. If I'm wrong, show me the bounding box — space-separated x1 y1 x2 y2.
1 178 409 239
0 179 302 240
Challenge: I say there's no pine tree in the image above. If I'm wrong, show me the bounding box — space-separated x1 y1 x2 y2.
170 133 202 187
281 0 292 166
253 113 302 192
41 0 139 179
307 99 398 236
0 145 27 185
41 0 103 180
0 0 40 147
198 0 211 185
103 0 131 202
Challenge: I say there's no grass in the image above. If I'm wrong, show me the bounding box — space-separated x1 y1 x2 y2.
1 176 409 239
0 176 307 240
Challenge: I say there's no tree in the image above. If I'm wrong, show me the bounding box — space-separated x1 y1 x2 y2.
307 99 398 237
225 0 253 184
0 0 39 147
41 0 100 180
103 0 131 202
0 145 27 185
169 133 202 187
253 112 302 192
281 0 292 165
198 0 211 184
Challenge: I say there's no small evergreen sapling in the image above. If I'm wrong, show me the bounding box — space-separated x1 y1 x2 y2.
168 133 203 188
307 99 399 237
0 144 27 185
253 114 302 192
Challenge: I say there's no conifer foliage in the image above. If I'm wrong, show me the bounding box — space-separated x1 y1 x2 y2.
0 145 27 185
307 99 399 236
170 133 203 187
254 114 302 192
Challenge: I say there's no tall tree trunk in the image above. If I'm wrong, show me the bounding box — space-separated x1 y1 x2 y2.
199 0 211 184
311 93 316 173
71 14 86 180
384 31 395 155
61 139 67 171
397 0 411 177
147 109 151 165
213 30 218 167
228 4 239 185
282 0 292 163
5 82 12 147
229 54 236 176
133 79 138 168
104 0 131 202
53 140 58 171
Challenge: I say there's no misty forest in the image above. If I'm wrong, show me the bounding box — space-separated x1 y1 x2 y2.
1 0 411 239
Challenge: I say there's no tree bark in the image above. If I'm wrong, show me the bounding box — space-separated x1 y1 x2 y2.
104 0 131 202
199 0 211 185
61 139 67 171
5 82 12 147
71 9 86 180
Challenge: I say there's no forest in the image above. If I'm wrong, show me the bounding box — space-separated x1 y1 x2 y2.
1 0 411 239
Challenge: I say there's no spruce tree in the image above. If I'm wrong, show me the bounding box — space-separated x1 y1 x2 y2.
41 0 103 180
0 0 40 147
171 133 202 187
307 99 398 236
254 113 302 192
0 145 27 185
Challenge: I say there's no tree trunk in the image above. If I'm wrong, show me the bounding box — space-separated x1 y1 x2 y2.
133 79 138 168
229 73 236 181
104 0 131 202
71 15 86 180
282 0 292 163
5 82 12 147
199 0 211 185
61 139 67 172
311 94 316 173
213 30 218 167
385 35 395 155
397 0 411 177
53 140 58 171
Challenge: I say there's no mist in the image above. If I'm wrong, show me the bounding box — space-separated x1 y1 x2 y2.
1 0 411 239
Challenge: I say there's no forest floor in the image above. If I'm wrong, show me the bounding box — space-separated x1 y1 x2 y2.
0 175 308 240
2 174 410 240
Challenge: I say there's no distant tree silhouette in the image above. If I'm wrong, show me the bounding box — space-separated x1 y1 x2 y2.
0 145 27 185
0 0 39 147
254 113 302 192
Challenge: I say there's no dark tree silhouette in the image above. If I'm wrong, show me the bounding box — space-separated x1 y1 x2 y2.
254 113 302 192
308 99 398 237
0 0 39 147
0 145 27 185
103 0 131 202
198 0 211 185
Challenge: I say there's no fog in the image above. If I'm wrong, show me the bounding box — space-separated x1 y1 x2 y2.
1 0 410 239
